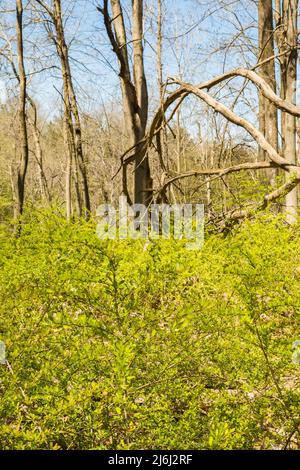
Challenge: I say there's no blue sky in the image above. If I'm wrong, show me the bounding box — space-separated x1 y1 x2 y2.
0 0 259 140
20 1 256 107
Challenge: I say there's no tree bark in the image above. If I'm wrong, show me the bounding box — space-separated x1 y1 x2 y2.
258 0 278 165
53 0 90 218
27 97 50 202
282 0 298 223
62 113 73 220
275 0 298 222
15 0 29 225
101 0 153 205
36 0 91 218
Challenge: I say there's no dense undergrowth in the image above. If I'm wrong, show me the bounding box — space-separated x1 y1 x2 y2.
0 210 299 449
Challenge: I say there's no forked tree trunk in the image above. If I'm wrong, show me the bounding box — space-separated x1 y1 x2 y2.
101 0 153 205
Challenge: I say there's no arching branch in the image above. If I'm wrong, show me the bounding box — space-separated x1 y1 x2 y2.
172 79 299 172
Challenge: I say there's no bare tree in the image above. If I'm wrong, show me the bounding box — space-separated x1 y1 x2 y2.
15 0 29 226
99 0 153 205
0 5 51 209
0 0 298 229
27 97 50 202
258 0 278 163
275 0 298 222
35 0 91 219
119 63 300 229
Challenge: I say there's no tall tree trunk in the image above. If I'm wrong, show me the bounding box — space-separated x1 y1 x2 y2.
53 0 91 218
283 0 298 223
15 0 29 226
258 0 278 168
276 0 298 222
132 0 151 205
110 0 136 140
28 97 50 202
37 0 91 218
156 0 163 97
63 113 73 220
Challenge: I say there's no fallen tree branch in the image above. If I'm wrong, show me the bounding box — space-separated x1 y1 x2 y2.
219 174 300 231
158 161 281 197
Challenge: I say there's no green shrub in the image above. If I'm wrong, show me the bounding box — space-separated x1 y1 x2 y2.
0 210 299 449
